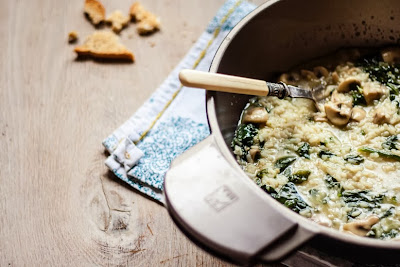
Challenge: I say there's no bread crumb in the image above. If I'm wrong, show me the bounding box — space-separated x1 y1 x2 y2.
74 31 134 61
84 0 105 25
149 41 155 47
106 10 130 33
129 2 160 35
129 2 147 22
137 16 161 35
68 31 79 43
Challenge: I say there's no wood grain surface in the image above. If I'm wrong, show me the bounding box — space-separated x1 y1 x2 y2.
0 0 266 266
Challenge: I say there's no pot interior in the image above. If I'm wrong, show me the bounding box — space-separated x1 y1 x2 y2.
210 0 400 149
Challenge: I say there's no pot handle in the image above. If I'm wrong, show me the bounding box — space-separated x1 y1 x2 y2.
164 135 316 265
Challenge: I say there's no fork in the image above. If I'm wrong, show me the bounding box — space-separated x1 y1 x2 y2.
179 69 326 104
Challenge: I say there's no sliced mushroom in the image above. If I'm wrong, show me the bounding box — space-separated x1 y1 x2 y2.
343 215 379 236
331 72 340 84
381 47 400 64
314 112 328 122
313 66 330 78
363 83 384 104
242 107 268 124
337 78 361 93
351 107 366 122
300 69 317 80
324 102 352 126
325 91 353 126
248 147 260 163
373 107 390 124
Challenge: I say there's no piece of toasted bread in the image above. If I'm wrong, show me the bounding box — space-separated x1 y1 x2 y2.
129 2 147 22
74 31 134 61
129 2 160 35
84 0 105 25
137 14 160 35
106 10 130 33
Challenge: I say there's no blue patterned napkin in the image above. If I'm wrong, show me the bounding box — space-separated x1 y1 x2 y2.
103 0 256 203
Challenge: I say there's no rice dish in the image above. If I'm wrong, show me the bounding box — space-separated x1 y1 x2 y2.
232 48 400 239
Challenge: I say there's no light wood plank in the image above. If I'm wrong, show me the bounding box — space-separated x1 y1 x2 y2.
0 0 265 266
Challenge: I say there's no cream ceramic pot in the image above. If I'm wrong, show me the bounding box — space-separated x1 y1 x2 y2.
164 0 400 264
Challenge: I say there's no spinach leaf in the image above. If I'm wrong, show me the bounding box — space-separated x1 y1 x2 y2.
261 183 309 213
351 85 367 106
260 185 278 198
256 169 268 179
381 229 399 239
318 150 336 159
231 123 258 148
342 190 384 209
358 56 400 98
344 154 364 165
275 183 309 213
309 188 319 197
325 174 340 188
275 156 297 172
381 206 395 219
347 207 362 219
393 99 400 115
382 135 399 150
359 147 400 161
358 55 400 114
281 166 292 178
297 142 311 159
388 83 400 96
325 174 343 196
368 227 399 240
289 170 311 184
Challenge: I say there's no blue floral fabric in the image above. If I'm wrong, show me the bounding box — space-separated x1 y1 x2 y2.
129 117 210 190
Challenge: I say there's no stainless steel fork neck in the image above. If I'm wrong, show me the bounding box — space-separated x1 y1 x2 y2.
266 82 289 99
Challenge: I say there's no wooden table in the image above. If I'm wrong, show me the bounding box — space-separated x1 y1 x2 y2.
0 0 265 265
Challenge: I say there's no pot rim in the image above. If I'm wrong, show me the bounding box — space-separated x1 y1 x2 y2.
206 0 400 250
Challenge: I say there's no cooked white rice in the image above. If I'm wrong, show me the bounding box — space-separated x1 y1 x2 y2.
233 49 400 239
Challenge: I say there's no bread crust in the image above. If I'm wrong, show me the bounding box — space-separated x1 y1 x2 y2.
84 0 106 25
74 31 134 61
129 2 160 35
137 15 160 35
129 2 146 22
106 10 130 33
